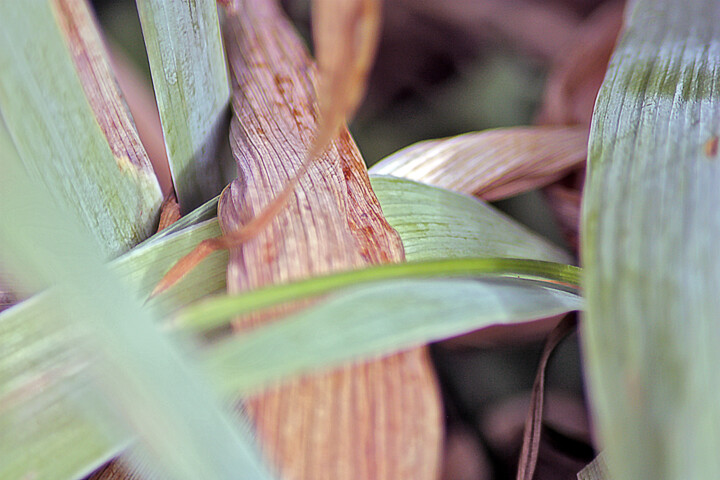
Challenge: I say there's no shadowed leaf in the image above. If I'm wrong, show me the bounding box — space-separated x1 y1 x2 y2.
137 0 231 212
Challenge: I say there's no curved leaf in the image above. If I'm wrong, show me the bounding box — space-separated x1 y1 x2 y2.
581 1 720 478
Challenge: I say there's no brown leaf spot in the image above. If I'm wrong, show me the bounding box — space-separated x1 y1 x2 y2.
704 136 719 158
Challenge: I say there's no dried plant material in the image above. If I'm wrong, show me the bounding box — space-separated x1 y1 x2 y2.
371 126 588 201
156 194 182 232
52 0 157 178
0 1 162 257
516 315 577 480
220 0 441 478
310 0 381 160
536 1 624 126
109 43 173 197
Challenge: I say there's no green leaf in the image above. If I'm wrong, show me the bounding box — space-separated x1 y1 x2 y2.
205 278 582 396
0 119 272 480
175 257 581 332
581 1 720 478
0 0 162 258
578 455 610 480
137 0 231 212
0 147 575 479
370 175 571 263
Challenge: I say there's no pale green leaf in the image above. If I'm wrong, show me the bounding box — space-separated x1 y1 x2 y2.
137 0 231 212
175 257 581 332
0 0 162 258
0 119 272 480
370 175 571 263
581 1 720 478
578 455 610 480
206 278 582 396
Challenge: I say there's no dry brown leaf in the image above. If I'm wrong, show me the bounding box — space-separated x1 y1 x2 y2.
219 1 441 480
516 315 577 480
152 0 382 295
156 194 181 232
310 0 381 160
52 0 157 182
536 0 625 126
370 126 588 201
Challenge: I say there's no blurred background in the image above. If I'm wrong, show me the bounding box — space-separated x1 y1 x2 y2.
89 1 622 478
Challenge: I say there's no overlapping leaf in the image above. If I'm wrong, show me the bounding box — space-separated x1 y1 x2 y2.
0 0 162 257
136 0 231 212
370 126 588 201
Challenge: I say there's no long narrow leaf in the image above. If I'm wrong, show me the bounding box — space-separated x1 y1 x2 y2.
581 1 720 478
0 0 162 258
206 279 583 396
175 258 581 332
0 114 271 480
137 0 230 212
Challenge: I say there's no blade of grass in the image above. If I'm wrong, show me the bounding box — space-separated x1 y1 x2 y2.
581 0 720 478
136 0 231 212
0 99 272 480
205 278 582 396
174 258 581 333
0 0 162 258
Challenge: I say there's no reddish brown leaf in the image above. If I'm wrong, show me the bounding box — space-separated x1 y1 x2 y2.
310 0 381 160
156 194 181 232
516 315 578 480
220 1 441 479
371 126 588 201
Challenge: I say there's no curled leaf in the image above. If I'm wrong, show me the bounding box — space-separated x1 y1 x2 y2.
370 126 588 201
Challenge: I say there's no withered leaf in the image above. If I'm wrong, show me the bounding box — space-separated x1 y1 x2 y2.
371 126 588 201
219 1 441 479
